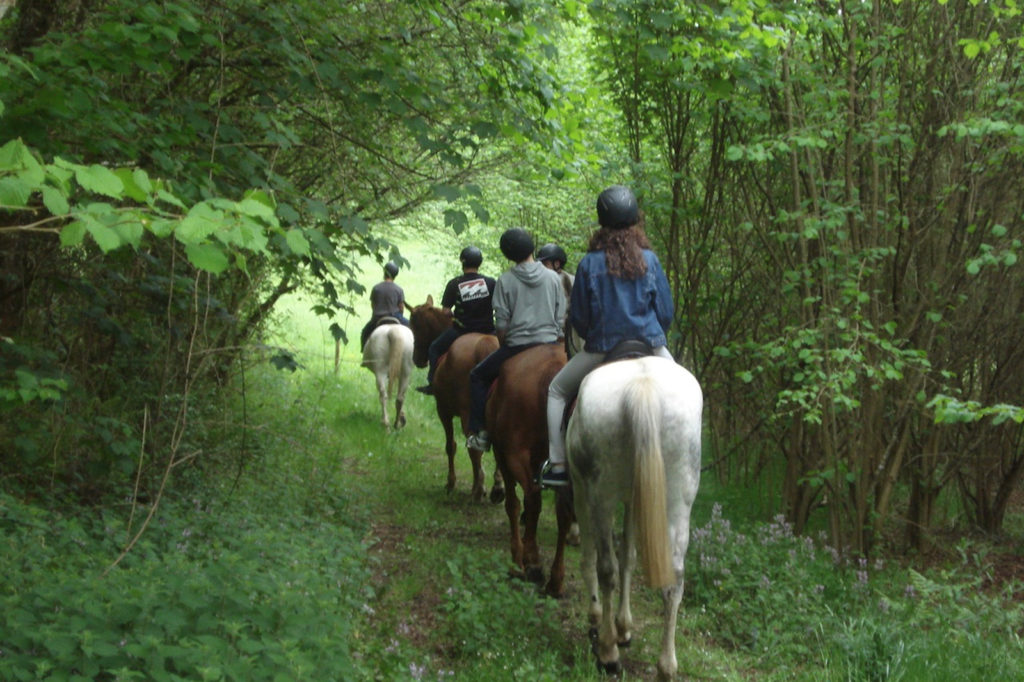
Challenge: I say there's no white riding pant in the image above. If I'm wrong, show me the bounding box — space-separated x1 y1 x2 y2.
546 346 674 466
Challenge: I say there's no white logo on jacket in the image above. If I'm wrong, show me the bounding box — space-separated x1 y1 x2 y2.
458 278 489 301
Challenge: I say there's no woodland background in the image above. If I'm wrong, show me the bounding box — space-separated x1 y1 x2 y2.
3 0 1024 601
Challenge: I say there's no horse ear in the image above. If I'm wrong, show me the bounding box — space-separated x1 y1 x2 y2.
426 294 434 306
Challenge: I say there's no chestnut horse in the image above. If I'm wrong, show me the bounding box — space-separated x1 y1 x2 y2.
406 296 504 504
567 356 702 679
487 342 574 597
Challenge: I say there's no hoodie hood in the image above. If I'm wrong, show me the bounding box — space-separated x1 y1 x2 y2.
510 260 548 287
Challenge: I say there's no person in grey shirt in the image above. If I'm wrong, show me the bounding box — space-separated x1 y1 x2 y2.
465 228 563 452
360 261 409 350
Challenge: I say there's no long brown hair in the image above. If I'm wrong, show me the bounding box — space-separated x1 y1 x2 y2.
588 219 651 279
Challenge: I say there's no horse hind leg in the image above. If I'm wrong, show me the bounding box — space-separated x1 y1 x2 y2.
656 574 685 681
440 414 457 494
615 506 635 648
489 465 505 504
592 510 622 674
376 375 390 428
657 491 695 679
394 397 406 429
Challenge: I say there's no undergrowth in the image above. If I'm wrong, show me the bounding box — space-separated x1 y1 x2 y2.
3 287 1024 680
0 471 370 681
688 503 1024 680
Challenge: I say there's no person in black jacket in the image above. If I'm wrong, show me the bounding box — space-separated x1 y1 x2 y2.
416 246 496 395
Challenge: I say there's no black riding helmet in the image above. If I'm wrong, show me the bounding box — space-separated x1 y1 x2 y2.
536 243 567 266
384 261 399 278
499 228 534 262
460 245 483 268
596 185 639 230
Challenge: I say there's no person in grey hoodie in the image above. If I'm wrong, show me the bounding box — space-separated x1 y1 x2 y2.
465 228 564 452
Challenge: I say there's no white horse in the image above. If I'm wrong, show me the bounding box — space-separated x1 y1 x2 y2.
566 356 702 681
361 322 415 429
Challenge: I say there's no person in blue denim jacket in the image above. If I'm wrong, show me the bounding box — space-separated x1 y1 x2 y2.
540 185 676 487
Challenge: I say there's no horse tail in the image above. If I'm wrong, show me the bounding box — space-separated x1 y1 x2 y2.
627 374 673 589
387 328 403 392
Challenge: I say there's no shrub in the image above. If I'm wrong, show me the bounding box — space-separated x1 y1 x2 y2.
688 504 1024 678
0 488 371 681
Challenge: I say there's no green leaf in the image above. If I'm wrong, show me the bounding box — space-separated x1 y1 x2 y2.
113 220 145 249
41 185 70 215
185 243 229 273
84 216 123 252
114 168 148 202
432 184 462 202
243 188 276 206
60 221 86 247
444 209 468 234
236 197 276 221
133 168 153 193
75 164 124 198
176 203 223 244
156 189 186 209
0 177 32 207
229 218 269 253
340 214 369 235
0 138 30 170
146 219 176 238
285 229 310 257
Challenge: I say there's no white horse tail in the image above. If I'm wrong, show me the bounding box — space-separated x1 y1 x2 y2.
387 328 403 393
627 374 673 589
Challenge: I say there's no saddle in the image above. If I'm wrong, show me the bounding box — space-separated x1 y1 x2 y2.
602 339 654 363
374 315 402 328
561 339 656 429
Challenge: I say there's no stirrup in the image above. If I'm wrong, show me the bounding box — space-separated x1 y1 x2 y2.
466 432 491 452
539 460 570 488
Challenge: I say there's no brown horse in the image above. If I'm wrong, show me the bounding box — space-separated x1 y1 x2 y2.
486 342 574 597
406 296 505 504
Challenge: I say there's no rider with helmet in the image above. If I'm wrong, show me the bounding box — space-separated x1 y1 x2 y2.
465 228 564 452
540 185 676 487
537 243 570 274
415 246 497 395
537 242 576 350
360 260 410 351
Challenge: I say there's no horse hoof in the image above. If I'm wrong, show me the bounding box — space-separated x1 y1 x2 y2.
588 627 598 643
596 659 622 676
619 637 631 648
489 487 505 504
543 581 565 599
525 566 545 584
